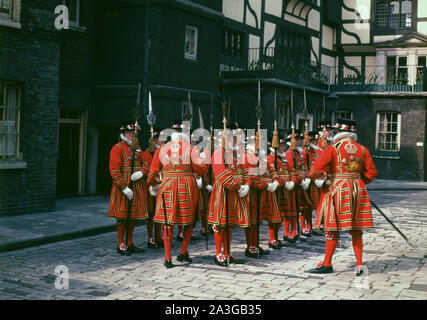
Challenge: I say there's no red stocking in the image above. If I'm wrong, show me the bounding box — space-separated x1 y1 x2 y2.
350 231 363 267
163 226 174 261
126 221 135 247
180 225 194 255
322 231 339 267
116 222 126 247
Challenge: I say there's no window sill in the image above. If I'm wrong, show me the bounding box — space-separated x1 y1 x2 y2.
0 161 27 170
0 18 22 30
373 152 400 160
184 55 198 62
68 24 87 32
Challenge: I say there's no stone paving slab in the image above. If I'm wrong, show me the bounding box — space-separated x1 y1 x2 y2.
0 189 426 301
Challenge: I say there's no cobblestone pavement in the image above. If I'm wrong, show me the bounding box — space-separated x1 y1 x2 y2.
0 190 426 301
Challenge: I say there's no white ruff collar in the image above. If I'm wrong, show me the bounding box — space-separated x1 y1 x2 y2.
171 132 190 144
333 132 358 143
120 133 132 146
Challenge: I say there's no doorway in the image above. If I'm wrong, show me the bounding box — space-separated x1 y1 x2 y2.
56 109 87 198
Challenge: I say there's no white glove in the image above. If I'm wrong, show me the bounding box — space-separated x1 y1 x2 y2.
131 171 143 181
122 186 133 200
149 185 159 197
285 181 295 191
267 180 279 193
314 179 325 188
237 184 249 197
196 177 203 190
200 152 206 160
301 178 311 190
205 184 213 193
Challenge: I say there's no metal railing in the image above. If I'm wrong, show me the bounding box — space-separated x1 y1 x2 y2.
222 48 425 92
325 64 425 92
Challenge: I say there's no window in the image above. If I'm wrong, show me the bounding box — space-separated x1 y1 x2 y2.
278 101 290 130
386 56 408 84
276 29 310 68
375 112 401 153
181 102 193 128
223 28 243 59
185 26 198 60
0 0 12 17
65 0 82 27
416 56 426 84
0 0 21 28
332 111 353 124
296 113 313 131
0 81 21 160
375 0 412 29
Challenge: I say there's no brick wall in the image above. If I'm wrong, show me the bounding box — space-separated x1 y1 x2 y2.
0 0 61 216
338 95 426 181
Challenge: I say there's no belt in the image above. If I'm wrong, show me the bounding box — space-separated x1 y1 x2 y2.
162 171 194 177
331 173 361 180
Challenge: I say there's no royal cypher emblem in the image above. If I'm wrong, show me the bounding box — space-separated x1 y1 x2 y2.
342 142 360 172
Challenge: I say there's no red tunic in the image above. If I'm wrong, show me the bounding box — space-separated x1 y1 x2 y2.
108 140 150 220
146 139 207 226
207 149 252 228
267 153 297 218
249 153 282 224
309 137 378 232
142 149 156 215
301 147 322 208
285 148 307 214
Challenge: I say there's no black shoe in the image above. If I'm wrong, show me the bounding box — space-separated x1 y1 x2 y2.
355 265 367 277
302 232 311 238
283 236 296 243
177 251 192 263
147 240 157 249
311 229 323 236
245 248 261 259
268 242 281 250
214 257 227 267
176 233 184 242
258 247 270 255
117 247 127 256
294 235 300 241
128 244 145 253
201 228 208 237
164 260 174 269
245 248 258 259
307 265 333 274
117 243 130 256
156 241 164 249
228 255 235 264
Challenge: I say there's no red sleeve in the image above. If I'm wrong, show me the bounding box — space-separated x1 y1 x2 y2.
190 146 208 176
285 151 298 183
139 150 151 176
212 150 241 191
267 157 281 184
146 147 162 186
109 145 126 190
361 147 378 184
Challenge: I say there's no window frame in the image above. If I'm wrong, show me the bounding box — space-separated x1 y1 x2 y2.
332 111 353 124
0 0 21 29
373 0 416 35
223 28 243 60
181 101 193 128
374 111 401 156
0 81 22 161
184 25 198 61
